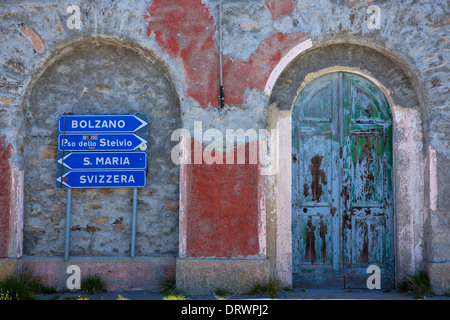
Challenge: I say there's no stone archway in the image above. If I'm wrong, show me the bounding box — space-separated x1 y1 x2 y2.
20 37 181 258
266 41 426 288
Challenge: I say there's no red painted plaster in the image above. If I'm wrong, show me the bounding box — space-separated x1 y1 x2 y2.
222 31 307 106
0 135 13 258
265 0 294 20
184 139 261 258
145 0 219 108
145 0 308 108
144 0 306 258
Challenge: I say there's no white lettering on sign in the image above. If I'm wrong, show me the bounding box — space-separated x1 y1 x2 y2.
96 156 131 166
99 138 133 147
79 140 96 147
62 139 76 147
79 174 136 184
71 119 126 129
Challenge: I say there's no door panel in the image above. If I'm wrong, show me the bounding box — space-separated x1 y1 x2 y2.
351 133 384 206
293 215 333 268
292 73 341 287
298 131 332 206
342 73 394 288
292 72 394 288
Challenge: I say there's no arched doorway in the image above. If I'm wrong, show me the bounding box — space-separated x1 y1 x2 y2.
291 72 394 288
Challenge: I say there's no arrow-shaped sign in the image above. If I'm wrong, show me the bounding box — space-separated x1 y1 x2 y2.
58 133 148 152
57 152 147 170
59 114 148 133
56 170 146 189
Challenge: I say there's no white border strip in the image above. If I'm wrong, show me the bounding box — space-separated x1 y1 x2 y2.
264 38 313 96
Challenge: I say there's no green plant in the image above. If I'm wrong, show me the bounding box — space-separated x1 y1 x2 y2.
0 276 33 300
0 268 56 300
0 289 18 300
28 278 57 294
80 275 107 294
160 278 184 296
215 288 230 296
398 271 433 299
117 294 129 300
64 295 91 300
283 285 294 292
161 279 177 294
247 279 282 299
162 294 185 300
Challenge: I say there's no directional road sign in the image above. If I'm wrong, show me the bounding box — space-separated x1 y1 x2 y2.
57 152 147 170
56 170 146 189
59 114 148 133
58 133 148 152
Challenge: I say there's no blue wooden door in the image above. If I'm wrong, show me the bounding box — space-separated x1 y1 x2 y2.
292 72 394 288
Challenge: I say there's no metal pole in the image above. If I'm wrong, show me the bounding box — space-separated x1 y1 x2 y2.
131 188 138 257
219 0 225 108
64 188 72 261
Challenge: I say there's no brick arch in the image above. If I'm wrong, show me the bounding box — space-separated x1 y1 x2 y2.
265 41 427 287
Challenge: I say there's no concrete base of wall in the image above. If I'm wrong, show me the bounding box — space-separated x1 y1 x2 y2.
0 258 18 280
424 262 450 295
18 255 176 292
176 258 270 295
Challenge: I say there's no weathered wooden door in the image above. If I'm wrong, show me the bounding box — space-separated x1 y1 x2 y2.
292 72 394 288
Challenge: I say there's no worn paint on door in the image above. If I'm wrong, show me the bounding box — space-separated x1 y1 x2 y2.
292 72 394 288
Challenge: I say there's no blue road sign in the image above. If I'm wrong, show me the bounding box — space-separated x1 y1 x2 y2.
58 133 147 151
57 152 147 170
56 170 146 189
59 114 148 133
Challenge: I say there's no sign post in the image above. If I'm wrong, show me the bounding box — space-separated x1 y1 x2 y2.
58 114 148 260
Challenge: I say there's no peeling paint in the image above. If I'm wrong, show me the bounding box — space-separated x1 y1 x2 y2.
145 0 309 108
265 0 294 20
0 135 13 258
20 24 43 52
309 154 327 203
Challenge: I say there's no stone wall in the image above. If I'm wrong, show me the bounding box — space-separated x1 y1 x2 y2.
0 0 448 294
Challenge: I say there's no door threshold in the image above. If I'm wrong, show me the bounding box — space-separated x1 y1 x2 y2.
293 274 344 289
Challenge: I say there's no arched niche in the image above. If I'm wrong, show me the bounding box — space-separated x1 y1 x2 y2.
20 37 181 257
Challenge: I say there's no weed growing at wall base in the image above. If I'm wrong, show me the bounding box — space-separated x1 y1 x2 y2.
80 275 107 294
0 268 56 300
398 271 433 299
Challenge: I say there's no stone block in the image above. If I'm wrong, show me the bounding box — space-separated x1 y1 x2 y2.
0 258 17 280
424 262 450 295
176 258 270 295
